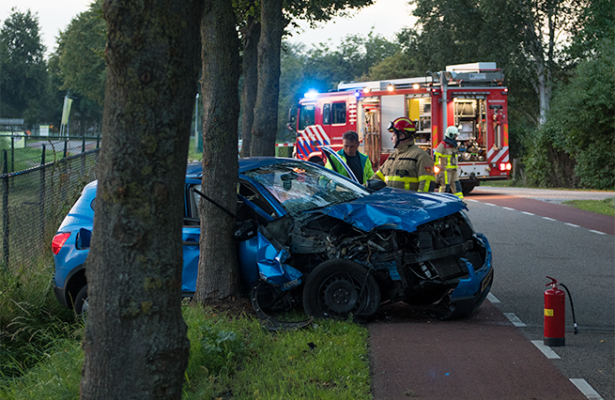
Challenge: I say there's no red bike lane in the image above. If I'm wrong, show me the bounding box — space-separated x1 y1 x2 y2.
369 301 587 400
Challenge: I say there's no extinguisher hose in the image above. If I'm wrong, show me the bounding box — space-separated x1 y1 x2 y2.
559 283 578 334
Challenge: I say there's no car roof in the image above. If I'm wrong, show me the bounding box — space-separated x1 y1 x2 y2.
186 157 301 178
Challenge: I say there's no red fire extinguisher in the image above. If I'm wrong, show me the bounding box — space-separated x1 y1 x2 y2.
544 276 578 346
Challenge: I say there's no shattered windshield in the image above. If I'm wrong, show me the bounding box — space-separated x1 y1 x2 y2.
244 161 370 215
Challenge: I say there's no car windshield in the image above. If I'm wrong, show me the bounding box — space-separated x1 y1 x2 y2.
244 161 370 215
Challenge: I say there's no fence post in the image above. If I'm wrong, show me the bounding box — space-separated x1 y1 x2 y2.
10 136 14 173
82 135 86 153
40 145 46 248
2 150 9 268
97 133 100 149
64 140 68 158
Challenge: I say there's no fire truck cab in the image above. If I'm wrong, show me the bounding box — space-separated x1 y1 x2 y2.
289 62 512 195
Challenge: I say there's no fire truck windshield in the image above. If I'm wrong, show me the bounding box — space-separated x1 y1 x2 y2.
298 105 315 131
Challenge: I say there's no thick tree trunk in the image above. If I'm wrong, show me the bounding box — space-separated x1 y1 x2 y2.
240 16 261 157
194 0 241 304
80 1 203 399
250 0 285 156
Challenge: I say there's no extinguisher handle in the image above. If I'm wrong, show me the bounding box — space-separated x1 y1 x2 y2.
545 275 559 287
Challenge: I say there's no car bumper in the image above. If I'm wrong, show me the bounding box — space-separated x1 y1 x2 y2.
450 233 493 307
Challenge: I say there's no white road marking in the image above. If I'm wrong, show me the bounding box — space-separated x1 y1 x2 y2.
565 223 580 228
531 340 561 359
484 203 496 206
502 207 515 211
569 378 603 400
487 293 500 303
522 211 535 215
504 313 526 327
589 230 607 235
542 217 556 221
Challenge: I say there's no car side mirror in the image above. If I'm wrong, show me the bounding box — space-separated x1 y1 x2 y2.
366 179 387 192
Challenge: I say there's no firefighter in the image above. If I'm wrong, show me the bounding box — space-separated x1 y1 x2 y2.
373 117 435 192
325 130 375 184
434 125 464 199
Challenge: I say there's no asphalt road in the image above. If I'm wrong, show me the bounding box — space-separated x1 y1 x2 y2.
369 187 614 400
467 188 615 399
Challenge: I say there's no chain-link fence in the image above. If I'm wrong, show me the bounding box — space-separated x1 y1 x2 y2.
0 135 100 272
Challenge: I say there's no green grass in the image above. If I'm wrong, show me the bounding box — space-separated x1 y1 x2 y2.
562 197 615 217
1 305 372 399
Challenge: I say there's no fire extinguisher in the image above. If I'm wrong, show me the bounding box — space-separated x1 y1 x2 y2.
544 276 578 346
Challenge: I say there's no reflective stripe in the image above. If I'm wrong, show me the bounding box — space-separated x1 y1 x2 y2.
418 175 435 192
385 175 418 190
375 170 385 180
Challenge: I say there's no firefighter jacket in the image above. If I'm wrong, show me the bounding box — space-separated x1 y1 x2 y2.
373 141 435 192
434 139 464 199
434 139 459 185
325 150 375 184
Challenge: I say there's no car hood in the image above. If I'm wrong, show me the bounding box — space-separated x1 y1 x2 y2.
309 187 466 233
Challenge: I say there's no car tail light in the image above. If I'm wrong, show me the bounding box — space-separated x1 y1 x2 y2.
52 233 71 255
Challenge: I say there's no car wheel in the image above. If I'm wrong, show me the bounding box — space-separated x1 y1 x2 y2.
74 284 89 318
303 259 380 319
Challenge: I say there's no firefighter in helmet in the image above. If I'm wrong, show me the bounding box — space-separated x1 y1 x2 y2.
373 117 435 192
434 125 464 199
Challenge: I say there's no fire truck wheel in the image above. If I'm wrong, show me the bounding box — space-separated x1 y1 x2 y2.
303 259 380 319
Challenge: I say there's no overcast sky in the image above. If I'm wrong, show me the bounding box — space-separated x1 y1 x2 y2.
1 0 416 58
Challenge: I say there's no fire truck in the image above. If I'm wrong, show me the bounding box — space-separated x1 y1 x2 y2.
288 62 512 194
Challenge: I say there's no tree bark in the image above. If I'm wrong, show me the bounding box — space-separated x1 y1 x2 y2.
80 1 202 399
194 0 241 304
250 0 285 156
240 16 261 157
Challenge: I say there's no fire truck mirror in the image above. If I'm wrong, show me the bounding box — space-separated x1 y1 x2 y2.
288 107 297 124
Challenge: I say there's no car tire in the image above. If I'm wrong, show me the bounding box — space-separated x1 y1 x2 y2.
303 259 380 319
74 284 89 318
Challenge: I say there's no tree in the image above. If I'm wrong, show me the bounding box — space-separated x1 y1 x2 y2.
80 1 203 398
244 0 374 156
0 8 46 123
250 0 285 156
194 0 242 304
239 12 260 157
52 0 107 133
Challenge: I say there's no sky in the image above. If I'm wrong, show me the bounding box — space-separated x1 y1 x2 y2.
1 0 417 58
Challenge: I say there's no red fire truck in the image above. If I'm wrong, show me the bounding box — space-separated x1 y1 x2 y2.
288 62 512 194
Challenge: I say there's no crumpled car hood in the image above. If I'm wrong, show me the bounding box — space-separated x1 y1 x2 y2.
309 187 466 233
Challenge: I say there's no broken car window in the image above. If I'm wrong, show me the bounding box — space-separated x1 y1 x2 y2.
244 161 369 215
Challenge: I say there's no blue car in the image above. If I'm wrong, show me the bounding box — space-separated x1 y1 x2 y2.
52 157 493 320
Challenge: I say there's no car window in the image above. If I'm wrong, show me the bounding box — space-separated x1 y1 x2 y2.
244 161 368 215
331 102 346 124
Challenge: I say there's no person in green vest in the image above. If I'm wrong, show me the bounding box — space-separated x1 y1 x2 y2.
324 130 375 184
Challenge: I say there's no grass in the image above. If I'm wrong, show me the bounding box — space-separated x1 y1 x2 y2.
563 197 615 217
0 305 371 400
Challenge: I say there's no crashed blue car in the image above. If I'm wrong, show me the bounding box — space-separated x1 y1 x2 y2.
52 157 493 320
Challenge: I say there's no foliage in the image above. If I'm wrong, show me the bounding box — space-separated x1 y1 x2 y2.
47 0 106 134
0 9 47 123
524 35 615 189
1 306 372 400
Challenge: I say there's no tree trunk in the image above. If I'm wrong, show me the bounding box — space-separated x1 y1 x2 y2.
250 0 285 156
79 1 202 399
240 16 261 157
194 0 241 304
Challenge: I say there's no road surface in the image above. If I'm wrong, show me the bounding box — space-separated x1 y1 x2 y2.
369 188 614 399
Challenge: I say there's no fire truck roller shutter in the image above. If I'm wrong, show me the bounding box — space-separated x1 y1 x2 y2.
380 95 405 152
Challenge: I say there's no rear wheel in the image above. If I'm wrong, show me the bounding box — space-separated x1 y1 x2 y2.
74 284 89 318
303 259 380 319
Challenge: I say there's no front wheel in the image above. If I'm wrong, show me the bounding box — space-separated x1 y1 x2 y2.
303 259 380 319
